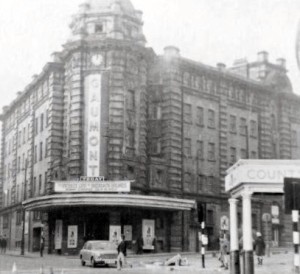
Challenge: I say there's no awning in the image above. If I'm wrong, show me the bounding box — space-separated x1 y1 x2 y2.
22 193 196 211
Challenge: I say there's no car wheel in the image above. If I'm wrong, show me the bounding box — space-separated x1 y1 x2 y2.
81 258 86 266
91 257 96 268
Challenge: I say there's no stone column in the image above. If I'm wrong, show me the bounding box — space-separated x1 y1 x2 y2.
242 191 254 274
229 198 240 274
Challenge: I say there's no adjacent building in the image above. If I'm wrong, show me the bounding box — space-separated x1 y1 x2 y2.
0 0 300 254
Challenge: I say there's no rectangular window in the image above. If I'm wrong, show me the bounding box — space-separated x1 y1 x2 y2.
240 149 247 159
23 127 26 144
44 171 47 193
184 138 191 157
230 147 236 164
46 109 49 127
196 141 204 160
126 90 135 110
196 107 204 126
240 117 247 135
45 138 48 157
251 151 257 159
22 153 25 170
3 214 8 229
292 130 298 147
184 104 192 124
250 120 257 137
34 145 37 163
39 174 42 194
18 131 22 147
40 113 44 132
208 109 215 128
208 143 215 161
35 117 38 135
27 123 30 140
127 128 135 148
207 210 214 225
39 142 43 161
151 138 161 155
230 115 237 133
16 211 22 225
33 177 37 195
17 157 21 173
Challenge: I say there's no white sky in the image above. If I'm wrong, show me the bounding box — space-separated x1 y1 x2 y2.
0 0 300 110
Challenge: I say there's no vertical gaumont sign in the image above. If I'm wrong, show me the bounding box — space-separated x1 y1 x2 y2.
85 74 102 176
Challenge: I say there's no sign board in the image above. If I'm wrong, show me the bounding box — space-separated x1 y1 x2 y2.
201 234 208 245
262 213 271 222
142 219 155 250
109 226 121 246
220 216 229 231
55 220 63 250
24 211 29 235
85 73 102 177
67 225 78 248
284 178 300 214
54 181 131 193
225 162 300 192
80 176 105 181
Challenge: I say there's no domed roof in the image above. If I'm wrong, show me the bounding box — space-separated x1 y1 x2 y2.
85 0 135 14
264 71 293 94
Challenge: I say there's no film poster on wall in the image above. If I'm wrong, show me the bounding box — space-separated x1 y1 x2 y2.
67 225 78 248
109 225 121 246
142 219 155 250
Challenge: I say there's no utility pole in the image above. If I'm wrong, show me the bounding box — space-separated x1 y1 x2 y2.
20 159 28 255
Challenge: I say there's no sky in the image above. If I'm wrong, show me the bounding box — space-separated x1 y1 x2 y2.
0 0 300 110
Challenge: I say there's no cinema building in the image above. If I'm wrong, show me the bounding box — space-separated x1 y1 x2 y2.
1 0 300 254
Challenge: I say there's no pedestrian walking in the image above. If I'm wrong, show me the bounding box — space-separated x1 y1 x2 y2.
40 231 45 257
220 233 229 270
117 234 127 270
136 235 143 254
254 232 265 265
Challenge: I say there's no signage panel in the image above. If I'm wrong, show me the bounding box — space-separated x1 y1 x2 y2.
54 181 131 193
80 176 105 181
109 225 121 246
67 225 78 248
226 163 300 192
142 219 155 250
85 74 102 177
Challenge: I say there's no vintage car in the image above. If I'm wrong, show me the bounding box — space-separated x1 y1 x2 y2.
80 240 118 267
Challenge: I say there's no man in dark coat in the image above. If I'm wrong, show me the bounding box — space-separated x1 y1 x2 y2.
0 236 3 254
254 232 265 265
2 236 7 254
117 234 127 270
40 232 45 257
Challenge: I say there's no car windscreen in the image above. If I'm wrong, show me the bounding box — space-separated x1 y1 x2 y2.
91 242 115 250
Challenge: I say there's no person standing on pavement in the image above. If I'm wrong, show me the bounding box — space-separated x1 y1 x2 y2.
117 234 127 270
2 236 7 254
220 233 229 270
40 231 45 257
254 232 265 265
0 236 3 254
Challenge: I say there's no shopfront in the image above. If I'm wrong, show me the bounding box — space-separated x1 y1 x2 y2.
23 180 196 255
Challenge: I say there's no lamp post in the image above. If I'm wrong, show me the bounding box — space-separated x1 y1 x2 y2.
20 159 28 255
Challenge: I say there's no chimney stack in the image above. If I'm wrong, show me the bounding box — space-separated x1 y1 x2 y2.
257 51 269 62
217 63 226 71
164 46 180 58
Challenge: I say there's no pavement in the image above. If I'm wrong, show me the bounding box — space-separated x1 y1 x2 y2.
0 248 296 274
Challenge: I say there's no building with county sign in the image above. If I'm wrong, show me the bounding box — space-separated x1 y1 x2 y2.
0 0 300 254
